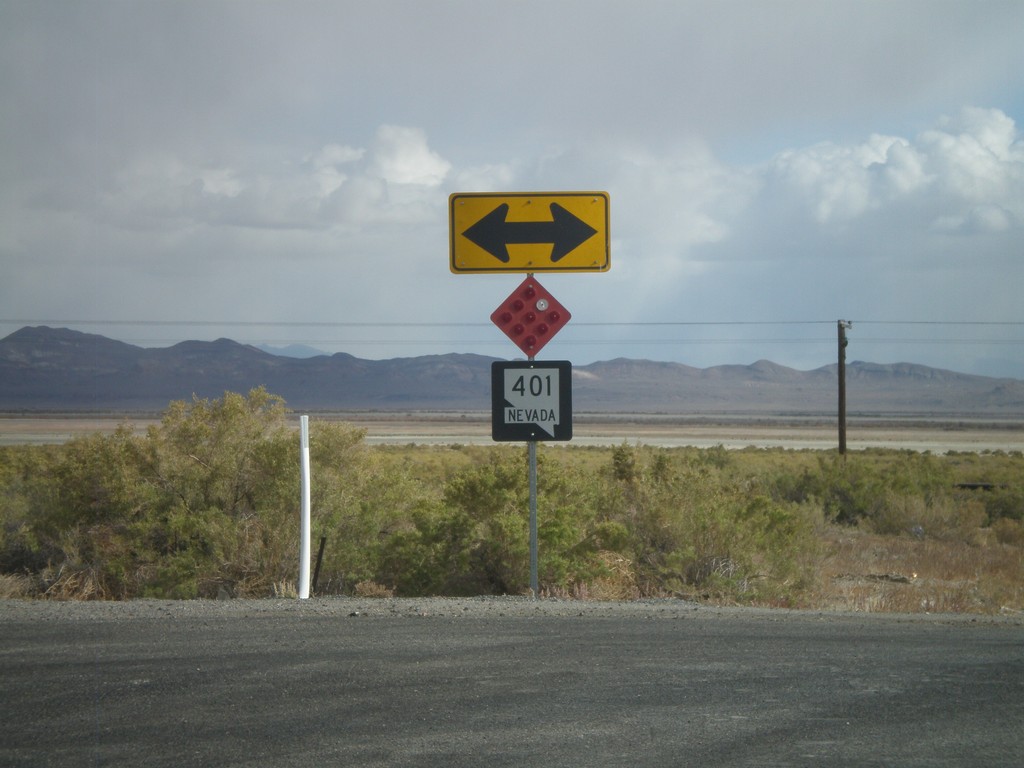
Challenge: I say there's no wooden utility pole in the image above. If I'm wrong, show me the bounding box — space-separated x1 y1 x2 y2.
838 321 852 454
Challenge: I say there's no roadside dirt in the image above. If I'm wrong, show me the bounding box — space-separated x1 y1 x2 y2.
2 595 1019 624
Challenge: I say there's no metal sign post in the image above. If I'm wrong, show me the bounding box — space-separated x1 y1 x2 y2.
528 431 539 596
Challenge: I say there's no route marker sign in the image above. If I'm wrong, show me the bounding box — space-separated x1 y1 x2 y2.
492 361 572 442
450 192 610 273
490 276 570 358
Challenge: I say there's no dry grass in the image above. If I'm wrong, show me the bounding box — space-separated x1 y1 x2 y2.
9 536 1022 613
541 551 643 601
40 565 111 600
354 580 396 598
0 573 34 599
809 526 1024 614
272 580 298 598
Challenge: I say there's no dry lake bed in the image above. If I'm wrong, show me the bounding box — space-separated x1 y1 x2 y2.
1 412 1022 452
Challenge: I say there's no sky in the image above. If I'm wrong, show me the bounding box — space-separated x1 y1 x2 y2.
2 0 1023 378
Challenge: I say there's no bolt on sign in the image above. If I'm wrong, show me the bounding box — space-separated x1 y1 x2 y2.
490 276 571 358
492 360 572 442
450 192 610 273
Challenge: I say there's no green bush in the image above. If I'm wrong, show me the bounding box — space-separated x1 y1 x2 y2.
863 492 987 542
309 424 432 594
381 448 608 596
0 389 434 598
594 445 820 602
772 452 954 526
983 485 1024 522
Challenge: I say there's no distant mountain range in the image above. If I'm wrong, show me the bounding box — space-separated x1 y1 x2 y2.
2 326 1023 416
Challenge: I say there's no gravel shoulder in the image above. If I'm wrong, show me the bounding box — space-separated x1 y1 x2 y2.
3 596 1021 625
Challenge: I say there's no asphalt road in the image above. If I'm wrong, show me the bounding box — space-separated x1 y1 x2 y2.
2 598 1022 767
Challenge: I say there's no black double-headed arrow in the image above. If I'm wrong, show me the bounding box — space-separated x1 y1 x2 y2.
461 203 598 263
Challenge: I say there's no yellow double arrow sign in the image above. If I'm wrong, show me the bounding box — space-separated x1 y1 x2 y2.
449 192 610 273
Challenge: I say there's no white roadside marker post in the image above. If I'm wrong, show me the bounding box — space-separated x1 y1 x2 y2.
298 415 311 599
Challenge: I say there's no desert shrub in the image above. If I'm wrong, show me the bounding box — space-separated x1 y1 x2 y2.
699 444 732 470
983 485 1024 523
17 390 302 598
862 492 987 543
769 455 878 524
310 426 434 594
0 446 60 575
15 428 157 598
380 447 609 596
133 389 304 597
145 388 293 520
991 517 1024 546
881 451 952 495
595 445 820 603
379 498 476 595
440 447 530 593
4 422 1019 606
0 389 438 598
774 451 955 526
33 428 154 549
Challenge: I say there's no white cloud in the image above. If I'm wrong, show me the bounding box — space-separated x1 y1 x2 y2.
369 125 451 187
451 163 518 192
920 108 1024 214
939 107 1019 161
755 108 1022 237
308 144 364 196
876 140 929 197
931 204 1013 235
82 126 456 232
767 134 906 223
199 168 243 198
311 144 366 168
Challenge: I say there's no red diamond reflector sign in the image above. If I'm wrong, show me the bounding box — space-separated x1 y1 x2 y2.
490 276 570 357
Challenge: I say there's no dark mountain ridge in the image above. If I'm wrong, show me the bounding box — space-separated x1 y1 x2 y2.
2 326 1022 415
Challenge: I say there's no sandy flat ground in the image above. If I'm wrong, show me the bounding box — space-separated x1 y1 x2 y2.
2 412 1022 451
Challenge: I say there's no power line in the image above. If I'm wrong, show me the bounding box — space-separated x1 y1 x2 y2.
3 318 1022 328
0 319 491 328
851 320 1024 326
7 337 1016 349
